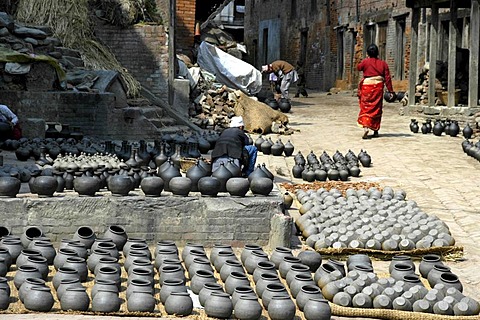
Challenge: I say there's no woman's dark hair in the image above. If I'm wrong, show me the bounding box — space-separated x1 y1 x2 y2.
367 44 379 58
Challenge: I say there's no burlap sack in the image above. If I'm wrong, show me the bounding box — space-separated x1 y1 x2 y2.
234 92 289 134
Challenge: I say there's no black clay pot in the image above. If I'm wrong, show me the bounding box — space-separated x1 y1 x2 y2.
198 177 221 197
107 175 133 196
283 140 295 157
271 140 285 156
0 177 21 198
74 176 100 196
140 176 164 197
212 163 233 192
169 177 192 196
225 177 250 197
33 176 58 197
186 163 208 192
103 225 127 251
463 123 473 139
278 98 292 113
249 177 273 196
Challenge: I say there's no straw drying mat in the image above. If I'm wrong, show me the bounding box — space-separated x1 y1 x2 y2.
234 92 289 134
315 246 464 262
331 302 480 320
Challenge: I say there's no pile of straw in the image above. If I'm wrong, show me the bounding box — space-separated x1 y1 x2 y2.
15 0 141 97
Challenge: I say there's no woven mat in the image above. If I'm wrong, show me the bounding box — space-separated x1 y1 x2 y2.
331 302 480 320
316 246 464 261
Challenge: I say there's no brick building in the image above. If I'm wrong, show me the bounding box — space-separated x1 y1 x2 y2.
243 0 412 92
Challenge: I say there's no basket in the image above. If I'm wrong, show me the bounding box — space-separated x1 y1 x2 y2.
179 157 197 172
437 89 460 106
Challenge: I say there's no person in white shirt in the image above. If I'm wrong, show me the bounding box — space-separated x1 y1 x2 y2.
0 104 21 140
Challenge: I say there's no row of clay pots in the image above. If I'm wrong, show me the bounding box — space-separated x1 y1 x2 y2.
295 187 455 251
254 136 295 157
314 253 479 316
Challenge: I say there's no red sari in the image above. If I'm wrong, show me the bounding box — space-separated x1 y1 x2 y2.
357 80 384 131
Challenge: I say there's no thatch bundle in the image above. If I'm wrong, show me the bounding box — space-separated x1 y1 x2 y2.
15 0 141 97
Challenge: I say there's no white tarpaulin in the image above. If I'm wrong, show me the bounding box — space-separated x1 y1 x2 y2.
197 41 262 95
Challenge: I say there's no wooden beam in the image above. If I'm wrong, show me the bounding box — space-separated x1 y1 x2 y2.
447 0 457 106
428 4 439 107
408 8 420 107
468 0 480 107
168 0 176 106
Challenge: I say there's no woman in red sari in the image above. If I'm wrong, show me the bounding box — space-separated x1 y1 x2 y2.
357 44 395 139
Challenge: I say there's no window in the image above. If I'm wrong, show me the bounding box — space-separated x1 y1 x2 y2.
364 23 376 55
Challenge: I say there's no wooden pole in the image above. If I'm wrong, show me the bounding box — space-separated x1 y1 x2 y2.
447 0 457 107
469 0 480 107
168 0 176 106
408 8 420 107
428 5 439 107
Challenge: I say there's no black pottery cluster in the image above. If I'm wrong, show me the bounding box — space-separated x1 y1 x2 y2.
409 118 472 138
461 139 480 162
254 135 295 157
291 150 371 182
264 98 292 113
0 226 334 319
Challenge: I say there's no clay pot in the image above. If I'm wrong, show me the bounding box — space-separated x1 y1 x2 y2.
72 226 96 249
0 176 21 197
103 225 128 251
298 250 322 272
169 177 192 196
256 272 281 298
285 263 311 287
74 176 100 196
127 290 156 312
234 295 263 320
204 291 233 319
33 176 58 197
297 284 324 311
224 271 250 295
140 176 164 196
252 260 277 283
268 295 296 320
24 255 49 280
226 177 250 197
190 269 217 294
24 285 54 312
283 140 295 157
249 177 273 196
16 248 42 269
107 175 133 196
278 256 302 279
56 277 83 300
419 254 442 278
52 267 80 290
165 291 193 316
20 226 44 248
244 250 269 274
95 266 121 289
159 264 186 286
390 263 415 281
14 265 43 290
60 287 90 311
261 283 289 309
270 247 294 269
0 238 22 263
219 259 245 282
198 282 224 307
155 248 180 270
303 298 332 320
64 241 88 259
87 249 111 273
53 248 78 271
389 255 415 274
198 176 221 197
64 257 88 282
125 279 155 300
159 278 187 304
91 288 121 312
91 279 118 299
18 277 46 303
0 248 12 270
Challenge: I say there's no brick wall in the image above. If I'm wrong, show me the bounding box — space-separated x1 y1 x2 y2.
1 91 162 140
94 21 169 97
176 0 196 54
